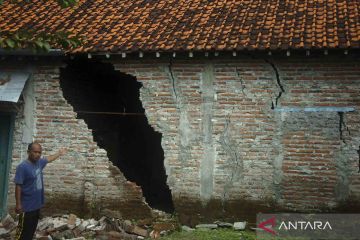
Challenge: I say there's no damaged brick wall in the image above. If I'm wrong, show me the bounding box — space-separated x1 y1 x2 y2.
112 54 360 219
5 54 360 222
272 58 360 210
7 61 151 219
113 59 280 210
278 112 340 210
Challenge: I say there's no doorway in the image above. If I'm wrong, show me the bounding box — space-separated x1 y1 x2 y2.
0 112 15 218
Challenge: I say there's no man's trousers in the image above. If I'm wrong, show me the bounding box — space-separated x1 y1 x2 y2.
15 209 40 240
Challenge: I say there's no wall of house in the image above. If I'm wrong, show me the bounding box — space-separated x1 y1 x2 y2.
112 53 360 221
5 53 360 223
6 61 151 219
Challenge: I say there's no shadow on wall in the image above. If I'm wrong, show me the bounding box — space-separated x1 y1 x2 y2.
59 58 174 213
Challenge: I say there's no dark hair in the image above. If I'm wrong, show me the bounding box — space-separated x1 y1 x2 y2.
27 142 41 151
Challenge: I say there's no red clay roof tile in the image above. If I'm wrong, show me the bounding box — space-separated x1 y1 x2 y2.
0 0 359 53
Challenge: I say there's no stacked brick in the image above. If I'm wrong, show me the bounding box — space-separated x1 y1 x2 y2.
7 61 151 219
114 54 360 217
6 54 360 220
276 58 360 210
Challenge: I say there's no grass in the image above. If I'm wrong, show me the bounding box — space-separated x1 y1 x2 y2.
159 228 310 240
159 228 257 240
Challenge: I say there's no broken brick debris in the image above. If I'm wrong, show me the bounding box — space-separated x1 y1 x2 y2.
0 211 247 239
34 214 150 239
0 214 16 239
0 213 155 240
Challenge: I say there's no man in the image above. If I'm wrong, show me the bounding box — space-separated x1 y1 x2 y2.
14 142 67 240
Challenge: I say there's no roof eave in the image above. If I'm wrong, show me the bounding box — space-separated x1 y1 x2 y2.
0 48 64 56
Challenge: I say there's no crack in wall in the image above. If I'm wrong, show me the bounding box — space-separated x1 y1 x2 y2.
264 59 285 109
235 67 247 96
164 61 192 176
219 112 243 207
357 146 360 173
168 58 178 104
338 112 344 142
334 111 360 202
338 112 351 143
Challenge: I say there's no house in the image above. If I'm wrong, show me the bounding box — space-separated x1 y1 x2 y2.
0 0 359 223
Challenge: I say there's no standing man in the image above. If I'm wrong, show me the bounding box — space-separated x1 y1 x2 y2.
14 142 67 240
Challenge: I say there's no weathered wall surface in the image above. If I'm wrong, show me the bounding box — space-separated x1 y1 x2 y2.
7 61 151 219
273 60 360 211
113 54 360 220
6 54 360 222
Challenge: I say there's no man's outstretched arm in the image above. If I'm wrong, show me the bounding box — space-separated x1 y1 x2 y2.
47 148 68 163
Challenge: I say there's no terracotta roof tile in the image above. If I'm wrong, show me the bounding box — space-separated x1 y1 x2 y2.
1 0 359 53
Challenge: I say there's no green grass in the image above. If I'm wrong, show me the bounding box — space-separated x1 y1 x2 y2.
159 229 257 240
159 229 310 240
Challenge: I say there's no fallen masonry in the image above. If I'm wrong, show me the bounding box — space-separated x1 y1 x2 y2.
0 211 177 240
0 212 248 239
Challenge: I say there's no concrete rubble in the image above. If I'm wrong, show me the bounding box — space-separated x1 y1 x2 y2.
0 212 248 239
195 223 218 229
0 211 177 240
0 214 16 239
194 221 247 231
233 221 247 230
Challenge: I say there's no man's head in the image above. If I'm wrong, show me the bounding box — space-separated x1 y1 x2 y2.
27 142 42 162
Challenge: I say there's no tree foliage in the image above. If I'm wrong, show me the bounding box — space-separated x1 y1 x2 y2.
0 0 78 7
0 30 82 52
0 0 82 52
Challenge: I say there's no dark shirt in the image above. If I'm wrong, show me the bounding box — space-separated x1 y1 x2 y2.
14 158 48 212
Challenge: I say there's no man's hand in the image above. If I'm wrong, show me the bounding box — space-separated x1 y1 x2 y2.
47 148 68 162
59 148 68 156
15 204 22 214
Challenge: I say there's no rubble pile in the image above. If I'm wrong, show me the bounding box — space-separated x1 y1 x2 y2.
0 211 177 240
0 214 16 239
0 211 248 239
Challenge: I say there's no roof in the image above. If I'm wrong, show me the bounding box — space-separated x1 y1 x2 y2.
1 0 359 53
0 72 29 103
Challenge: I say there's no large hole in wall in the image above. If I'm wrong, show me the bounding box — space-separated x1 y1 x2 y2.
60 58 174 213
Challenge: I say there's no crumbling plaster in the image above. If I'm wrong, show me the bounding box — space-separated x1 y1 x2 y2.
4 54 360 221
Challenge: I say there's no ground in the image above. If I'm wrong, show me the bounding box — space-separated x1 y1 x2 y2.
160 229 307 240
160 229 256 240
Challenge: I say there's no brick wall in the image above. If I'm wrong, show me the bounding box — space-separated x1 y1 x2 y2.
113 54 360 219
7 61 151 219
274 59 360 210
6 53 360 222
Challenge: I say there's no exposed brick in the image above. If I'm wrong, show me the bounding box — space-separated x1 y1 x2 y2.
5 55 360 220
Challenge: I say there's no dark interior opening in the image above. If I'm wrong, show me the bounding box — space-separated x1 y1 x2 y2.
60 58 174 213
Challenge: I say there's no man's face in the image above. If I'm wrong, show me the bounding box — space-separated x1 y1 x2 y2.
28 144 42 162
